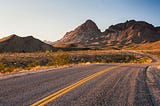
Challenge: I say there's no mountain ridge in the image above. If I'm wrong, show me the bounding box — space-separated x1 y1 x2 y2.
0 19 160 53
53 19 160 49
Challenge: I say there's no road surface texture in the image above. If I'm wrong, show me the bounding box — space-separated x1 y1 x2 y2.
0 63 160 106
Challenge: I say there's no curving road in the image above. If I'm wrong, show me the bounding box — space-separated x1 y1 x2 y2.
0 63 160 106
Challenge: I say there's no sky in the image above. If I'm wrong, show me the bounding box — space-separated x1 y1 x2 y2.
0 0 160 41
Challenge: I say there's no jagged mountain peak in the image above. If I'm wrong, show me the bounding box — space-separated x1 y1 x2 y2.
74 19 100 32
55 20 101 45
82 19 99 30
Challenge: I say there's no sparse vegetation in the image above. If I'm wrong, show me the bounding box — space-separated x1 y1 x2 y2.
48 52 70 66
0 50 152 74
136 56 152 63
0 62 14 73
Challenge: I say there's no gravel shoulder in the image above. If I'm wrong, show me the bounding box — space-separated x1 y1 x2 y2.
147 66 160 106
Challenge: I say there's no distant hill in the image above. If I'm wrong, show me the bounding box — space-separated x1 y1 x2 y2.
53 20 160 50
0 34 56 53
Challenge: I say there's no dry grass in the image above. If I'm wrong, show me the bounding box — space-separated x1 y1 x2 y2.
0 50 152 74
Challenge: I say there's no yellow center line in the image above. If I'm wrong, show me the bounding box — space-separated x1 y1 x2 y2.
31 64 124 106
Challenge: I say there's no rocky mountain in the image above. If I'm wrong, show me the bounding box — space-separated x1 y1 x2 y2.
0 34 56 52
53 20 160 49
103 20 160 44
53 20 101 48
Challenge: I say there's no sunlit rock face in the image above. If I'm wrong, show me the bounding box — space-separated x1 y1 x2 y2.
54 19 160 49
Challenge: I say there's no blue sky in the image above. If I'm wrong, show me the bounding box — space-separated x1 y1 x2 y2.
0 0 160 41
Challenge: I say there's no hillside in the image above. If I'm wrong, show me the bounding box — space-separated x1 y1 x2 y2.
135 41 160 50
0 34 56 53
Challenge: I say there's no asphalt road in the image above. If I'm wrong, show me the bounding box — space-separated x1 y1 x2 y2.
0 63 159 106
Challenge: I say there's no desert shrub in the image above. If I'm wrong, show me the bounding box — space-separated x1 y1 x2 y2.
136 56 152 63
24 61 40 70
80 58 85 63
48 53 70 66
45 50 50 55
0 62 14 73
0 62 6 73
2 67 14 73
45 50 53 56
123 54 136 62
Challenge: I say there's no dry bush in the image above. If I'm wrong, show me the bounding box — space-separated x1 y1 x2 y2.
48 52 70 66
0 62 14 73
